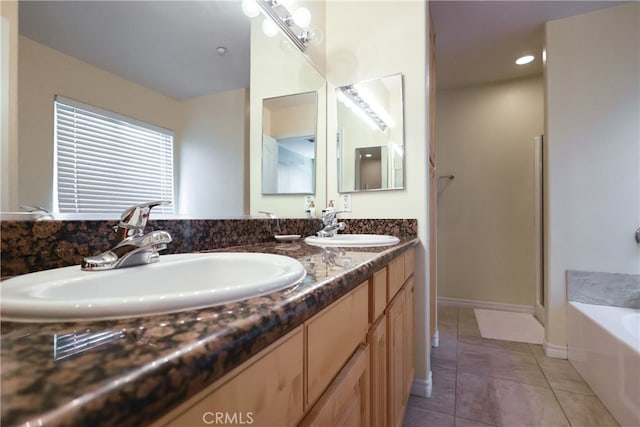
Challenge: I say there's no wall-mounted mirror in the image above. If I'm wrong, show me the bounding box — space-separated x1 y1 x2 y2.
248 3 326 216
7 0 326 220
337 73 405 193
261 92 317 195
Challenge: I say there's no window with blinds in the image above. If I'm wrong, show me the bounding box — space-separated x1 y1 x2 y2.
53 96 175 215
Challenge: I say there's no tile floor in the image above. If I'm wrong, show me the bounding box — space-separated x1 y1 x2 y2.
403 306 619 427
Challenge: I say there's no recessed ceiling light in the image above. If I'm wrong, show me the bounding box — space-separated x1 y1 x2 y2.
516 55 535 65
365 153 373 158
216 46 227 56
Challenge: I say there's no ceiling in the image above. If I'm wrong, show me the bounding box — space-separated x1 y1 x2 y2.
18 1 629 98
18 0 250 100
430 0 628 89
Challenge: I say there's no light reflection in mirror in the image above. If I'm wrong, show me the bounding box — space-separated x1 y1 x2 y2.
337 73 405 193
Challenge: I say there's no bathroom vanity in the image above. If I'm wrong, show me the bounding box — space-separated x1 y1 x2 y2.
152 247 415 427
0 221 417 427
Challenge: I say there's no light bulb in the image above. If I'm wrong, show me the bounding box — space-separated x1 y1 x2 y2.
241 0 260 18
515 55 535 65
302 28 323 46
262 18 279 37
279 38 293 51
292 7 311 28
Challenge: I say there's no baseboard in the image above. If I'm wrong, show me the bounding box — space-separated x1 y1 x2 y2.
410 371 432 398
438 296 535 314
432 329 440 348
543 339 567 359
535 303 545 326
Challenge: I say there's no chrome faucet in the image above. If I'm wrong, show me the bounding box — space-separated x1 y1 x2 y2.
81 201 172 271
259 210 282 234
317 208 346 238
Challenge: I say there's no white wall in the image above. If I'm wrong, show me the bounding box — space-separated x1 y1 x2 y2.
325 1 430 393
544 3 640 353
436 76 544 308
178 89 248 217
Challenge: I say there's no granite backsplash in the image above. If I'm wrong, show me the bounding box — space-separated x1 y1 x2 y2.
0 218 417 277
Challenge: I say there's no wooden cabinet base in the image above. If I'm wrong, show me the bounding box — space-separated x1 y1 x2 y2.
300 345 370 427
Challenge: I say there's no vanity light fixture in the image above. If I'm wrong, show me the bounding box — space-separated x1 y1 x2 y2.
242 0 320 52
338 85 394 132
515 55 535 65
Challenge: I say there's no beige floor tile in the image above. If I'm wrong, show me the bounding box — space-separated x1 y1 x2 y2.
456 371 501 426
457 343 549 387
458 321 482 340
455 417 496 427
403 405 455 427
459 335 532 355
554 390 619 427
439 325 459 346
432 354 457 373
439 306 459 325
458 308 478 324
433 339 457 361
539 359 593 395
409 369 456 415
492 377 570 427
529 343 594 395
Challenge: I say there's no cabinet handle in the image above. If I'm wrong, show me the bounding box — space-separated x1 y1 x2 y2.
635 227 640 245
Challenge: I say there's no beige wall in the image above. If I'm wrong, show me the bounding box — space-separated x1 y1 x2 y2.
178 89 248 218
436 76 543 308
268 103 316 138
249 14 326 217
18 36 180 213
325 0 430 394
0 0 18 211
544 3 640 354
17 36 248 218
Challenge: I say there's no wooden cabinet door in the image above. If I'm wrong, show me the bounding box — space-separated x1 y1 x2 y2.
387 255 405 302
157 326 304 427
370 267 387 322
367 316 387 427
386 288 406 427
306 282 369 406
404 277 415 398
300 344 370 427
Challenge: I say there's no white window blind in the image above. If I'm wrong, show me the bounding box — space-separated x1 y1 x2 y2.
53 96 175 214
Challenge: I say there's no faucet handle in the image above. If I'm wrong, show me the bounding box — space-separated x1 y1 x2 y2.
258 211 277 219
117 200 170 240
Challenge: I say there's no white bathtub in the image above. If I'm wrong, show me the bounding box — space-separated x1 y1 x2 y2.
568 302 640 426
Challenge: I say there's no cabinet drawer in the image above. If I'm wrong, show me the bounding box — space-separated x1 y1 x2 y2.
300 344 370 427
306 282 369 406
387 255 405 302
158 326 304 427
370 268 387 322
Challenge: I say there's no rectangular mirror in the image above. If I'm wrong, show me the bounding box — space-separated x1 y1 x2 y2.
7 0 327 220
337 73 405 193
261 92 317 195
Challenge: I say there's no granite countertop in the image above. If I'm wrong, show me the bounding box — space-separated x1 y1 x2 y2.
0 238 418 427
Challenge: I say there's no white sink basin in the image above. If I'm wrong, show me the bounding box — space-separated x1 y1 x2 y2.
305 234 400 248
0 253 306 322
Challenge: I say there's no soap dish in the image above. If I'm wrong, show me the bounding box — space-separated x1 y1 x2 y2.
274 234 301 242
